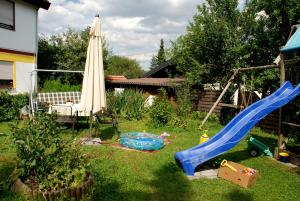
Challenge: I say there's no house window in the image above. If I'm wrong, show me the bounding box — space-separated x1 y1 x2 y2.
0 0 15 31
0 61 13 89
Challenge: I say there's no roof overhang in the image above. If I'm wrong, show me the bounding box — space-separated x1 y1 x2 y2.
107 78 185 87
22 0 51 10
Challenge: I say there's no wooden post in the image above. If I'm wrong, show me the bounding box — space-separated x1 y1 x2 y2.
199 70 238 129
277 53 285 156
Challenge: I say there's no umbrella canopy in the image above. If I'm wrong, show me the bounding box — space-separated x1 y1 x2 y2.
79 16 106 114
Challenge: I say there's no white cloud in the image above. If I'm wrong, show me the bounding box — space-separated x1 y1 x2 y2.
39 0 204 69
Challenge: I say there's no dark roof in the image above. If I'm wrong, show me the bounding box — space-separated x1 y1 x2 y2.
144 60 175 77
22 0 51 10
107 78 185 87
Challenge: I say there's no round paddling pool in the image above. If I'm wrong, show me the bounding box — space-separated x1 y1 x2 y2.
119 132 164 151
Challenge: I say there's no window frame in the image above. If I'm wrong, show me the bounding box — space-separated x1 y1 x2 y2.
0 0 15 31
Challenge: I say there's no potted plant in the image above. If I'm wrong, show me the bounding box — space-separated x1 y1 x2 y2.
10 113 93 200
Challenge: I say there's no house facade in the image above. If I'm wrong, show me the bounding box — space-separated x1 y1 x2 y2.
0 0 50 93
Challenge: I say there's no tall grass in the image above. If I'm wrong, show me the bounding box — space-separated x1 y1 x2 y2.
106 89 146 120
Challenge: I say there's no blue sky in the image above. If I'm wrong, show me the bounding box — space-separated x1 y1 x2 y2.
38 0 245 70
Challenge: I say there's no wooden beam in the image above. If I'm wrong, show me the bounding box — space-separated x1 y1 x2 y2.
282 121 300 128
232 59 300 72
277 53 285 156
199 70 238 129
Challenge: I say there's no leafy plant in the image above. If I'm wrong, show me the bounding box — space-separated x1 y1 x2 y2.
11 113 86 191
148 88 174 127
175 83 192 117
106 89 146 120
42 79 81 92
0 91 28 122
169 116 188 129
191 111 219 122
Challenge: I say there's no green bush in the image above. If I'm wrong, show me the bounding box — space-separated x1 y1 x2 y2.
175 84 192 117
42 79 81 92
0 91 29 122
191 111 219 122
148 88 173 127
169 116 188 129
106 89 146 120
11 113 86 191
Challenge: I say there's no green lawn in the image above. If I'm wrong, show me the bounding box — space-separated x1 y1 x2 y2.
0 119 299 201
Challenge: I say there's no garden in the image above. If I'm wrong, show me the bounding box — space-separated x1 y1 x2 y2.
1 0 300 200
0 88 300 201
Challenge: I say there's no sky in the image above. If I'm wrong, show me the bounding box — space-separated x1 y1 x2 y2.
38 0 205 70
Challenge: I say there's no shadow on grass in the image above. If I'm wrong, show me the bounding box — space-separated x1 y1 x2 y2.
0 157 21 200
226 189 254 201
250 133 277 151
98 126 118 141
221 150 252 163
90 161 191 201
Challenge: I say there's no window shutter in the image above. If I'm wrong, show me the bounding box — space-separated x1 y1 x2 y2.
0 0 14 29
0 61 13 80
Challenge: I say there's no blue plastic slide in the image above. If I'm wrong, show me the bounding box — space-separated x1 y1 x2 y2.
175 81 300 176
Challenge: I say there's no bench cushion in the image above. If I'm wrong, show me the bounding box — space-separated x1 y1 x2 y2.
36 91 81 106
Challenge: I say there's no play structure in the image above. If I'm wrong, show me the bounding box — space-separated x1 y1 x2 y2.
120 132 164 150
175 81 300 175
175 26 300 176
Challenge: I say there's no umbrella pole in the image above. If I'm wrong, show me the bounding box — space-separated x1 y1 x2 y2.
89 111 93 137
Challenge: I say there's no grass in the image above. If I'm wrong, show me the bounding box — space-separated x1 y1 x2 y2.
0 118 300 201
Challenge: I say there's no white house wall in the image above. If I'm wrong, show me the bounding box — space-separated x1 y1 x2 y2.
0 0 37 53
15 62 34 93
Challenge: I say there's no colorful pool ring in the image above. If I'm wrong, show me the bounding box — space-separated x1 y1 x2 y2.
120 132 164 151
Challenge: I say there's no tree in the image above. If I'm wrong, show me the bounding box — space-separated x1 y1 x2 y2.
150 39 166 69
171 0 247 85
38 27 112 85
106 55 144 78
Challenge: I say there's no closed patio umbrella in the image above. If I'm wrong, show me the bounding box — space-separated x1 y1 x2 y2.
79 15 106 115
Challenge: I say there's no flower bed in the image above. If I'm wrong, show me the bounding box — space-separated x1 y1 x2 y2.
12 172 93 201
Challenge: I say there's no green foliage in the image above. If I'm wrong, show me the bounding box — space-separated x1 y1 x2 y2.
191 111 219 122
169 116 188 129
170 0 299 86
106 89 146 120
150 39 167 69
171 0 247 85
148 88 174 127
42 79 81 92
175 84 192 117
11 113 86 191
106 55 144 78
38 27 112 85
0 91 28 122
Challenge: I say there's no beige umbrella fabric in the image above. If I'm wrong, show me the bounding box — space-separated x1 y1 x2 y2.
79 16 106 114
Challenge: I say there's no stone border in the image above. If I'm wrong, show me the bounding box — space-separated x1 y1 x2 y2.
12 172 93 201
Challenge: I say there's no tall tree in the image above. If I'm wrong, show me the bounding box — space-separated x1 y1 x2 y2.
150 39 166 69
106 55 144 78
171 0 246 85
38 27 112 85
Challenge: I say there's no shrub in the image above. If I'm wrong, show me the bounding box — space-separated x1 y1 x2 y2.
191 111 219 122
175 84 192 117
42 79 81 92
148 88 173 127
106 89 146 120
169 116 188 129
11 113 86 191
0 91 29 122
